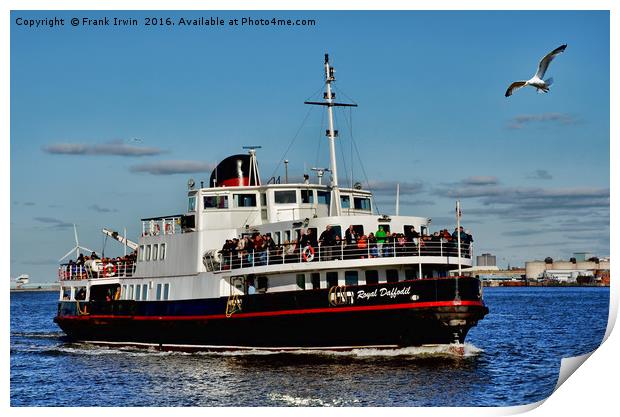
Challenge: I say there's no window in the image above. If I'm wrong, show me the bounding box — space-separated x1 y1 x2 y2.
340 195 350 208
296 274 306 290
301 189 314 204
138 245 145 262
163 283 170 300
378 224 390 233
354 197 371 211
331 225 342 240
351 225 365 236
345 270 359 286
405 268 417 281
234 193 257 207
135 284 142 301
145 245 151 261
317 191 330 205
128 285 134 300
311 273 321 289
142 284 148 300
204 195 229 209
156 284 162 300
188 195 197 212
121 285 127 299
284 230 291 243
257 276 269 293
274 190 297 204
160 243 166 260
386 269 399 283
274 231 281 245
261 193 267 206
365 270 379 285
152 244 159 261
326 272 339 287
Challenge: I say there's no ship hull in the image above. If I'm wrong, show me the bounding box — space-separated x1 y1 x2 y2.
55 277 488 350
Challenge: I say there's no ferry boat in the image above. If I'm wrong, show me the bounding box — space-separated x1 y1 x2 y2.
54 55 488 351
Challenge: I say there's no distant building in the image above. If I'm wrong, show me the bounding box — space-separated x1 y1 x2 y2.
476 253 496 267
526 256 609 280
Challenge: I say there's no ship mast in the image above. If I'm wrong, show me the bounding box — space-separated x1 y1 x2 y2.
305 54 357 216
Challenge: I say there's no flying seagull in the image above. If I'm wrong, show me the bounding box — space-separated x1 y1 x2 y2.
505 44 567 97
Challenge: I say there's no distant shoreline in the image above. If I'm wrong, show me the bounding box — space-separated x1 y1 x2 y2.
10 287 59 293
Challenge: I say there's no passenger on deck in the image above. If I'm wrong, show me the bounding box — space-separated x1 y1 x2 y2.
344 225 358 259
375 226 387 257
367 233 377 258
319 225 337 261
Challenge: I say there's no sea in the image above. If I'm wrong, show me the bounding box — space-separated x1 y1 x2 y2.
10 287 610 407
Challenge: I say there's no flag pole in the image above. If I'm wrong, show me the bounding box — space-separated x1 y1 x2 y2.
456 200 462 275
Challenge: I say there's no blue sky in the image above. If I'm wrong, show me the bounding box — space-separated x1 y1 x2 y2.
10 10 610 281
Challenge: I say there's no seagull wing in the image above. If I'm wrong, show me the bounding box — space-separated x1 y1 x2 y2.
535 44 567 79
505 81 527 97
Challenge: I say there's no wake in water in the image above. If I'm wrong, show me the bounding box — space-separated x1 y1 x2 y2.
24 341 483 359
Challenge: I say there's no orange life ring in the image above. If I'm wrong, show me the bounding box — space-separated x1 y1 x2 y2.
302 245 315 262
103 263 116 277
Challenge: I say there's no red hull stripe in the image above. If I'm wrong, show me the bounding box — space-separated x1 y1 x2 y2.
59 300 484 321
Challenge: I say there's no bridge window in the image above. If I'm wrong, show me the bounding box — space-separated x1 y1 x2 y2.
160 243 166 260
145 245 151 261
317 191 330 205
340 195 350 208
311 273 321 289
274 190 296 204
345 270 358 286
326 271 339 287
234 193 257 207
386 269 399 283
188 195 197 212
354 197 371 211
301 189 314 204
296 274 306 290
152 244 159 260
365 270 379 285
204 195 229 209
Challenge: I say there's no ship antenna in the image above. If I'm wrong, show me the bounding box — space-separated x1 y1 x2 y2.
304 53 357 216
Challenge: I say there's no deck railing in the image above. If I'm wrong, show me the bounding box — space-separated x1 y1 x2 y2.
141 216 181 237
209 240 473 272
58 260 137 281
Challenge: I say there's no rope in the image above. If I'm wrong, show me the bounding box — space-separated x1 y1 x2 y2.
340 105 381 214
268 83 325 181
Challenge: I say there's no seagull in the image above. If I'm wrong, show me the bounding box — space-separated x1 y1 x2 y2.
505 44 567 97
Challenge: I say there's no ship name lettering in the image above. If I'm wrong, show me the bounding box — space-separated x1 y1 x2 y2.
357 286 411 300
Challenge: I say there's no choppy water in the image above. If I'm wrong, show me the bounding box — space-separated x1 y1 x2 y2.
10 287 609 407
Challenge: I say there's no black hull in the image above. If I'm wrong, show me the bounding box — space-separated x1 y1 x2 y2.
55 277 488 350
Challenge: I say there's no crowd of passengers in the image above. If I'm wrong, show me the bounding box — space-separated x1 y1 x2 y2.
62 251 137 279
219 225 473 269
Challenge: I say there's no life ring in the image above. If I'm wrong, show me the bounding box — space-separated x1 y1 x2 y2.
302 245 315 262
103 263 116 277
165 223 172 234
